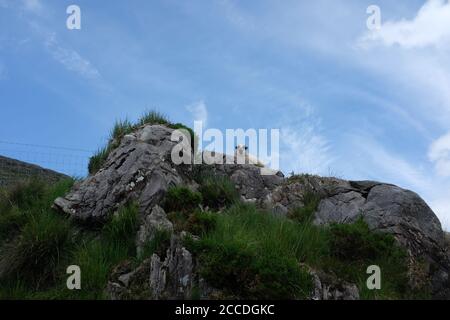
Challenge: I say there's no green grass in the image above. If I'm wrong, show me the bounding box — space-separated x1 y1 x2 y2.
184 202 423 300
323 217 423 299
88 110 194 175
0 177 427 300
0 179 147 299
186 203 321 299
0 178 75 292
163 186 203 213
197 174 239 210
168 210 218 236
288 189 322 224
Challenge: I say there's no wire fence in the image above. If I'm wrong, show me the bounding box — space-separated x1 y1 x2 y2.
0 140 93 186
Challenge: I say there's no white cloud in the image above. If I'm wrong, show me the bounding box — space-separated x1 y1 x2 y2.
429 131 450 177
186 100 208 126
22 0 42 13
352 136 431 191
278 105 333 176
31 27 100 80
361 0 450 49
280 125 332 176
430 198 450 231
46 36 100 79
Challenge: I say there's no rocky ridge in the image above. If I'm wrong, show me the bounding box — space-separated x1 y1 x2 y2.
53 124 450 299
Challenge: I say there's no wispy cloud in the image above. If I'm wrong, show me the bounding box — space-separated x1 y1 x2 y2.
360 0 450 49
22 0 43 14
43 32 100 80
23 16 101 80
429 131 450 177
186 100 208 126
278 104 333 176
348 133 450 230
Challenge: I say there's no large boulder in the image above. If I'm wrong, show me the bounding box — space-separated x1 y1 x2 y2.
53 125 189 224
267 176 450 298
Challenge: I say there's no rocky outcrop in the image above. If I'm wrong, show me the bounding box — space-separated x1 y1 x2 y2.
309 269 360 300
53 124 450 299
107 233 218 300
53 125 284 223
54 125 189 224
266 176 450 298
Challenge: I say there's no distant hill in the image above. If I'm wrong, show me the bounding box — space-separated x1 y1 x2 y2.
0 155 69 187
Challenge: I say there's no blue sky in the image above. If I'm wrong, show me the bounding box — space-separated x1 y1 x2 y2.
1 0 450 229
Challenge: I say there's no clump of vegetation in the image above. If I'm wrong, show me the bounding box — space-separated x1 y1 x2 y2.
186 203 318 299
88 110 194 175
198 175 239 210
288 189 322 224
324 217 416 299
102 202 140 256
168 210 218 236
0 178 156 299
163 186 202 213
0 178 75 291
138 229 172 261
0 211 72 288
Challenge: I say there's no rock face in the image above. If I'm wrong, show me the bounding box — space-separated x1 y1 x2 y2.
136 205 173 256
53 125 284 224
54 125 188 224
54 124 450 299
267 176 450 298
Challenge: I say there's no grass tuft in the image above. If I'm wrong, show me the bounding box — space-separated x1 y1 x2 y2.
198 175 239 210
88 110 195 175
163 186 202 213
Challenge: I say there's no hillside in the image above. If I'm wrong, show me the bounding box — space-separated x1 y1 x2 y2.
0 113 449 300
0 155 68 187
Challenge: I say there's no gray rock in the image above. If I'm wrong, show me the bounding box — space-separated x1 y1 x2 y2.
315 191 366 224
53 125 187 223
107 234 205 300
311 181 449 298
306 266 359 300
136 205 173 256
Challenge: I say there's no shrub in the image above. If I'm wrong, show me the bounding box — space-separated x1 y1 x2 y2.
198 175 239 209
325 217 412 299
164 186 202 213
329 217 399 261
